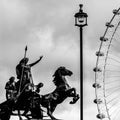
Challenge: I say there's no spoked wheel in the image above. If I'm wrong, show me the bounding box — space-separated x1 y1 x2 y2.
93 7 120 120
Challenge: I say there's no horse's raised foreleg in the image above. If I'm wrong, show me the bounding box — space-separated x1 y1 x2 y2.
66 88 76 96
66 88 80 104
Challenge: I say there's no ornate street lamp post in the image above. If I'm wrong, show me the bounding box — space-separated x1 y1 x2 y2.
74 4 88 120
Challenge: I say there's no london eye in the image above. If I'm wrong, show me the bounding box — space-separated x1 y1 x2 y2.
93 7 120 120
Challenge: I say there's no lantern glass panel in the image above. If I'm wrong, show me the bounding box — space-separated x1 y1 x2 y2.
77 16 86 26
78 16 85 23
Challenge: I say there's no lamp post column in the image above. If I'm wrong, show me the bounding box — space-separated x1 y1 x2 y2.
74 4 88 120
80 26 83 120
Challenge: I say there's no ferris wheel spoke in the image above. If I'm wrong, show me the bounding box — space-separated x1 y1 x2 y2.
105 87 120 97
108 53 120 60
105 85 120 91
105 76 120 78
108 52 120 60
107 57 120 64
109 104 120 116
105 79 120 84
109 106 120 120
105 70 120 72
106 94 120 104
108 101 120 112
113 32 120 42
108 95 120 105
106 63 120 68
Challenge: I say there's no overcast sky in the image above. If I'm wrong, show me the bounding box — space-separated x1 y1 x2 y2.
0 0 80 120
2 0 120 120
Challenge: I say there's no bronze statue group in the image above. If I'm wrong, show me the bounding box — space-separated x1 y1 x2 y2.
1 47 79 120
5 56 43 101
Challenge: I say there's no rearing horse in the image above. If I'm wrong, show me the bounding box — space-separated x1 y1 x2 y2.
40 66 79 120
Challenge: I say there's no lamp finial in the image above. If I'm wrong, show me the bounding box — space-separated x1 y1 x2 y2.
79 4 83 12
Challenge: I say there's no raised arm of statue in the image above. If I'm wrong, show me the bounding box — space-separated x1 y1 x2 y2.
29 56 43 67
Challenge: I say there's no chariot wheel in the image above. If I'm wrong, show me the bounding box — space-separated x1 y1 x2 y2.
93 7 120 120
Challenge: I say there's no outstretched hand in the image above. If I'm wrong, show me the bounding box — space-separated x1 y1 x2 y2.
40 55 43 60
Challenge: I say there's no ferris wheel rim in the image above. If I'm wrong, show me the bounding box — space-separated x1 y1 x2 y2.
94 7 120 120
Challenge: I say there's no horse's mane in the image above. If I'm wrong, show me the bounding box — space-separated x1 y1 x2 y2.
52 67 65 87
53 75 62 87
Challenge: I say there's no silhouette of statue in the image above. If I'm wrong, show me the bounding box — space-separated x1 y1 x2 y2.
40 66 80 120
16 56 43 92
5 76 17 100
35 82 44 93
0 66 79 120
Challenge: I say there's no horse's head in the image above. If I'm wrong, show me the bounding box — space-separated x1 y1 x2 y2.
53 66 73 77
